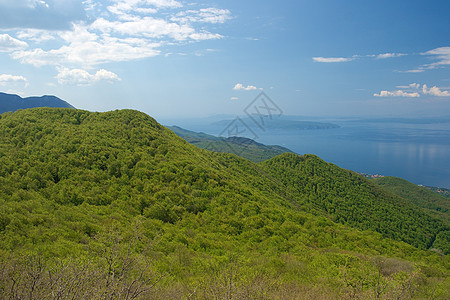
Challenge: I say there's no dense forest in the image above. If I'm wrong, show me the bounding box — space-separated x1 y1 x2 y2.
169 125 291 162
261 154 449 251
372 176 449 224
0 108 448 299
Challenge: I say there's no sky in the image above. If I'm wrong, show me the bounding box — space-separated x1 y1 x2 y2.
0 0 449 119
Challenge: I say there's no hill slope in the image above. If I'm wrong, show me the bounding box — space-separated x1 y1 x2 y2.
371 176 449 224
0 108 448 299
168 125 292 162
0 92 74 113
259 154 448 251
424 185 450 198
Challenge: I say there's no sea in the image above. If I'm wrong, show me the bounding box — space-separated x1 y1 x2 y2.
257 121 450 189
165 117 450 189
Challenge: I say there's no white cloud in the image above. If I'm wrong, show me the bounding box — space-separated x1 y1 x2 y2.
423 47 450 68
313 52 407 63
91 17 193 40
12 24 161 67
189 32 222 41
0 34 28 52
422 84 450 97
396 83 420 89
374 90 420 98
56 68 121 85
376 53 406 59
0 74 28 86
312 57 353 63
8 1 230 68
395 47 450 73
17 29 56 43
410 83 420 89
401 69 425 73
230 97 238 101
374 83 450 98
233 83 258 91
107 0 182 19
172 8 232 24
90 16 224 42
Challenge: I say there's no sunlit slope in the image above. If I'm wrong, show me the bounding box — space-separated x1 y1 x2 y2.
0 108 448 298
0 108 447 253
372 176 449 223
260 153 448 252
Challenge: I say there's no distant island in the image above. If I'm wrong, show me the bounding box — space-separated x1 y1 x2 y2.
0 92 74 114
347 116 450 124
212 118 340 130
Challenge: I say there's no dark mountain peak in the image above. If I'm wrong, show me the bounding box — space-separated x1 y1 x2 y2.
0 92 75 114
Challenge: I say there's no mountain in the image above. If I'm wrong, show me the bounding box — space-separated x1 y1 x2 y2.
424 185 450 198
0 108 448 299
0 92 74 113
260 154 448 250
212 117 340 130
168 125 292 162
346 116 450 124
371 176 449 224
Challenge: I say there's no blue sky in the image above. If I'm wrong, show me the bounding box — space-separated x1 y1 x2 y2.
0 0 449 118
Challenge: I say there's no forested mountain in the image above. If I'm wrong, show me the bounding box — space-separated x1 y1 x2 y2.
0 108 448 299
371 176 449 224
0 92 74 113
424 185 450 198
168 125 292 162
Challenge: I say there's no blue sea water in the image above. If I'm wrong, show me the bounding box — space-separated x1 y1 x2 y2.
167 118 450 188
256 121 450 189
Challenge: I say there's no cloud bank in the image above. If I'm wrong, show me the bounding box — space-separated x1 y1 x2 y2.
0 0 232 86
374 83 450 98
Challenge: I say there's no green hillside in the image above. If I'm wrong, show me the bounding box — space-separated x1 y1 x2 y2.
0 108 448 299
424 186 450 198
371 176 449 224
260 155 448 251
168 125 292 162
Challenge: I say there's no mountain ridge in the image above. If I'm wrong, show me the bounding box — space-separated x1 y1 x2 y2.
168 125 292 162
0 92 75 113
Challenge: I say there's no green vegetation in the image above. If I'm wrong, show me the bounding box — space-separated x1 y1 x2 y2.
372 176 449 224
261 156 449 252
0 108 448 299
168 125 291 162
423 185 450 198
